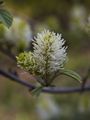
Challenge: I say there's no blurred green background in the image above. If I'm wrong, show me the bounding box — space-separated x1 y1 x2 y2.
0 0 90 120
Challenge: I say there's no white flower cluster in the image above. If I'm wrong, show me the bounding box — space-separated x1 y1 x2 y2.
33 29 67 75
3 17 32 48
17 29 67 80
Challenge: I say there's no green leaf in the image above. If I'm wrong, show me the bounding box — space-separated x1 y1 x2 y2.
60 69 82 82
31 86 43 97
0 9 13 28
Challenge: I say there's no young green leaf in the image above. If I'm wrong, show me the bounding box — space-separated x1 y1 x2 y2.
0 9 13 28
60 69 82 82
31 86 43 97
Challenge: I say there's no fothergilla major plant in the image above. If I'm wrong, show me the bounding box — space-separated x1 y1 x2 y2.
16 29 81 96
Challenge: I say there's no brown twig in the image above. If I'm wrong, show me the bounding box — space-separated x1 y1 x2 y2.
0 69 90 94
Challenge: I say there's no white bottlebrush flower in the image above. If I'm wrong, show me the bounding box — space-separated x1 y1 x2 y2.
17 29 67 84
4 17 32 48
33 29 67 77
17 30 81 88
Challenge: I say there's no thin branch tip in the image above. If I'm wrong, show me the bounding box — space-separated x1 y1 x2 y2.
0 69 90 94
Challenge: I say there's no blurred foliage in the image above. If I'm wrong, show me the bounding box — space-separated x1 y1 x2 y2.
0 9 13 28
